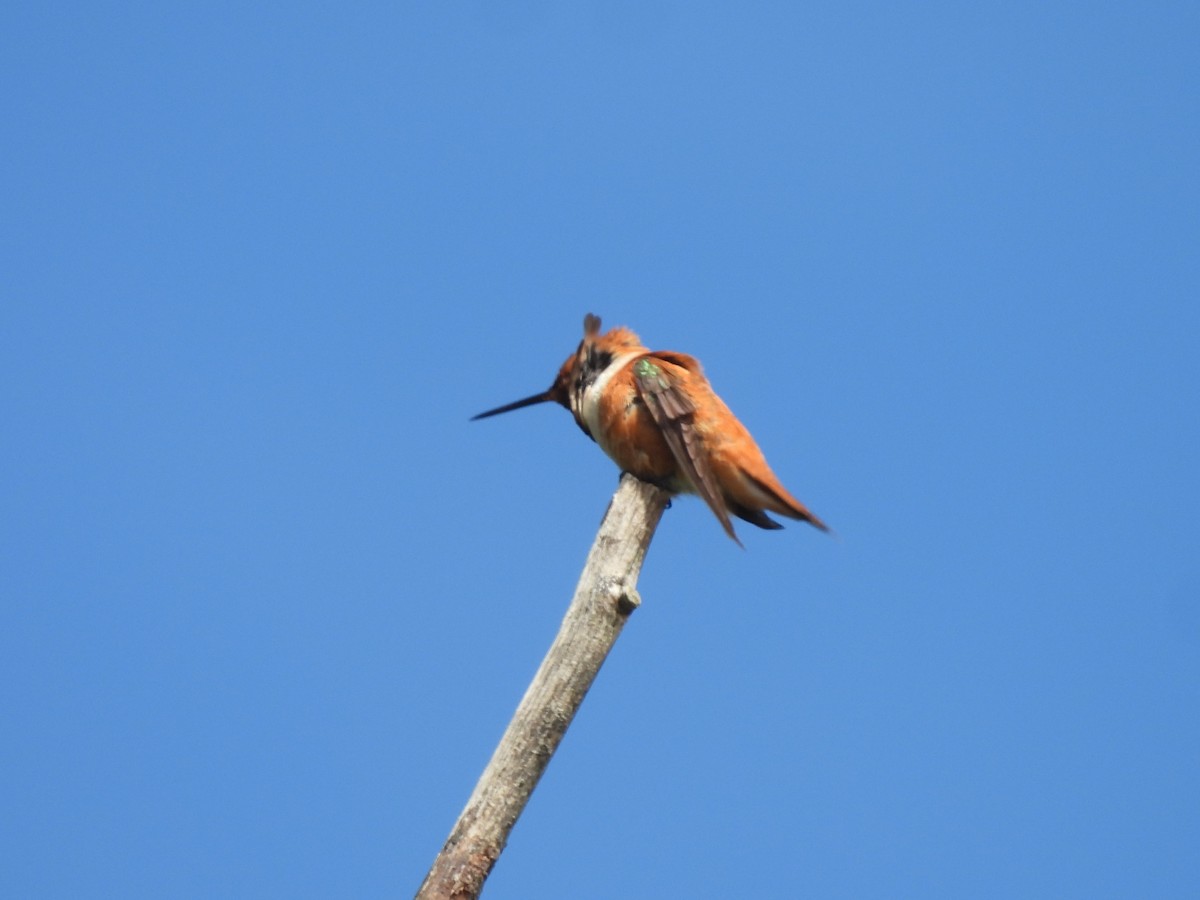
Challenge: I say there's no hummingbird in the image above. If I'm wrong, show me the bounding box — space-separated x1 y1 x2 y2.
472 314 827 545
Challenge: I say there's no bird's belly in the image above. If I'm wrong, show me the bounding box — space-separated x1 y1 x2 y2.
596 403 689 492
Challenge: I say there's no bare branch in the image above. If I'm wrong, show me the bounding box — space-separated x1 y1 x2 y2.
416 474 670 899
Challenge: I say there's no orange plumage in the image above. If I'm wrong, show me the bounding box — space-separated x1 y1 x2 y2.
473 314 826 545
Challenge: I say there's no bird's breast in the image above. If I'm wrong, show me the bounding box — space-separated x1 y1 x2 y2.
580 354 686 487
578 351 643 445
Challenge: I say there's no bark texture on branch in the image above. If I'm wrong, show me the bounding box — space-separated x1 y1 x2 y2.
415 474 669 900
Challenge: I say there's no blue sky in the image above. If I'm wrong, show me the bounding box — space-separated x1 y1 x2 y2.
3 3 1197 897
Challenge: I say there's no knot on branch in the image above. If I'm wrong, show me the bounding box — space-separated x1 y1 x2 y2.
601 577 641 615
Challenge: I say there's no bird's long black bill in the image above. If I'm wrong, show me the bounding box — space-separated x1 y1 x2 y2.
470 391 555 421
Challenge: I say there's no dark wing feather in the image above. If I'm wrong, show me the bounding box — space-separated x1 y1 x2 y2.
729 502 784 530
633 356 740 545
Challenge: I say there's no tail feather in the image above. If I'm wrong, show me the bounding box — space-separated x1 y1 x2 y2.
742 471 829 532
728 501 785 530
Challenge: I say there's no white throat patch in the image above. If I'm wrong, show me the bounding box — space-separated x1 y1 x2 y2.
579 351 642 452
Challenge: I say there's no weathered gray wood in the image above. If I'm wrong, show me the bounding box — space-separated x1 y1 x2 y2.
415 474 670 900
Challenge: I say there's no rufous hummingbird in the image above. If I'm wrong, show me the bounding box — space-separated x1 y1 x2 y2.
472 314 827 545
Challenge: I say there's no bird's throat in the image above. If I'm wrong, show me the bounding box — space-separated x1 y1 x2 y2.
576 351 643 446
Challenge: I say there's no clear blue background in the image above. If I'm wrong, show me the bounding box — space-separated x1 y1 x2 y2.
3 3 1197 897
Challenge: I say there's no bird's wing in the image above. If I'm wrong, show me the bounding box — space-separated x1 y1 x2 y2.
633 355 739 545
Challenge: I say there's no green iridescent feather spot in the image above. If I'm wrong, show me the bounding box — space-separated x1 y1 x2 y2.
635 358 661 381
